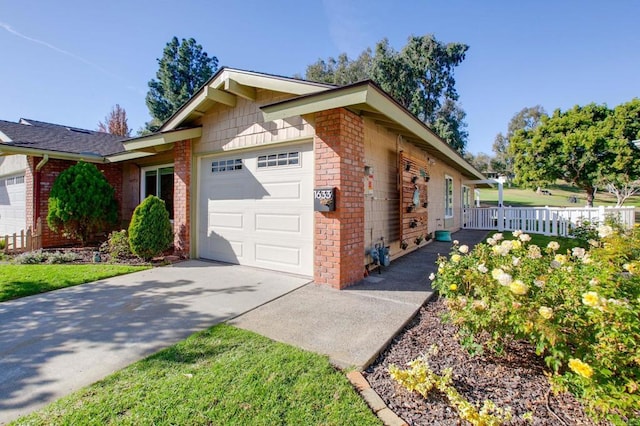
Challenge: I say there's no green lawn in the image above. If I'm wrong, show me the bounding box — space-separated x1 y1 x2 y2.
496 232 583 253
0 264 150 302
13 324 381 426
478 182 640 207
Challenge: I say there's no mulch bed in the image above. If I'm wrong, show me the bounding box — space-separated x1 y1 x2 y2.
364 297 599 425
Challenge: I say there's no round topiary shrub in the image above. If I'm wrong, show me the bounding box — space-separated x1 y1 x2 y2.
128 196 173 260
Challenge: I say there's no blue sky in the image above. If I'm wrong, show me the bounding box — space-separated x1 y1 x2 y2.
1 0 638 154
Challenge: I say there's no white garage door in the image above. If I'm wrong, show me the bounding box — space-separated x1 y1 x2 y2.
198 143 313 276
0 174 26 236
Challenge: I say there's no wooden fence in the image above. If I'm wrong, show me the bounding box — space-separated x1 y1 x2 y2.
462 206 635 237
1 218 42 254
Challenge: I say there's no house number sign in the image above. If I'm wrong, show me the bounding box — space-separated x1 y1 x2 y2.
314 187 336 211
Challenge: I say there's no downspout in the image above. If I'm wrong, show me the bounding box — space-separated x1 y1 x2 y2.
34 155 49 225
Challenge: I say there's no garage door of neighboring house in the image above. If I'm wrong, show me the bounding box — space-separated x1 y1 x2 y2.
0 174 26 236
198 143 313 276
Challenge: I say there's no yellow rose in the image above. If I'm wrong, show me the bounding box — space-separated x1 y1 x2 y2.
538 306 553 319
554 254 567 264
509 279 528 295
451 254 462 263
449 284 458 291
582 291 600 307
568 358 594 379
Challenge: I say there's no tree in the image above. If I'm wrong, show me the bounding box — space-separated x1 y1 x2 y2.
598 98 640 206
145 37 218 132
510 101 640 207
47 162 118 244
128 195 173 260
97 104 130 136
492 105 546 177
304 50 373 85
464 152 492 173
304 34 469 152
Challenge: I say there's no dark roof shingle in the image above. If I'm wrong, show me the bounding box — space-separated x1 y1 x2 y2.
0 118 127 156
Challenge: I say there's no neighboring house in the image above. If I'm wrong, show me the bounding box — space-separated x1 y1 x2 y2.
0 68 486 289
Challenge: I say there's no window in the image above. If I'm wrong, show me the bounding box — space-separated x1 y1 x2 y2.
257 151 300 168
142 165 174 219
212 158 242 173
445 175 454 218
462 185 471 209
15 175 24 184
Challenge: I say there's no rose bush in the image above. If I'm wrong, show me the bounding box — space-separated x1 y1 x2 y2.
431 227 640 424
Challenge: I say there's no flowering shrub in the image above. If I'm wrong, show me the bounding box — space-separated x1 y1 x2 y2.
432 227 640 423
389 356 513 425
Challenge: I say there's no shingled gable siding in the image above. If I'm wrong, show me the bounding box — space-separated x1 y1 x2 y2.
25 157 123 247
173 139 191 255
314 108 365 289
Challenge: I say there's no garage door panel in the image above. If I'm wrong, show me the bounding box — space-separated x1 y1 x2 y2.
209 212 244 229
255 244 300 267
261 181 301 200
198 143 313 276
0 176 26 236
255 214 301 233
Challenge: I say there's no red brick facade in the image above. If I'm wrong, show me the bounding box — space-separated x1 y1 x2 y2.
25 157 123 247
314 108 365 289
173 139 192 255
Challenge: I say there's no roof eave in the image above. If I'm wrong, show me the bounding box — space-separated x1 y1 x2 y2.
0 145 106 163
161 68 334 131
261 83 486 181
123 127 202 152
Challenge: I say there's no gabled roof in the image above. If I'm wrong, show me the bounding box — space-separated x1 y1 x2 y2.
161 67 334 131
0 118 152 163
260 80 486 181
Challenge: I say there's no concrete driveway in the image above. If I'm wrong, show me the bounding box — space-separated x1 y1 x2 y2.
0 260 311 424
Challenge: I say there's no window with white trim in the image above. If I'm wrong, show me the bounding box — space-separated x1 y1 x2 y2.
462 185 471 209
141 164 174 219
445 175 454 218
257 151 300 169
212 158 242 173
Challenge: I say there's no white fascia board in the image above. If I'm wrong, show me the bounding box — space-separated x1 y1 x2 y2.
123 127 202 151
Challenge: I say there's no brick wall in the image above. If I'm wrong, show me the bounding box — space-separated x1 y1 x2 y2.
314 108 365 289
173 139 192 255
25 157 123 247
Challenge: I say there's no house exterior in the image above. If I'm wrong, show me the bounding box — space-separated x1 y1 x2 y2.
0 68 486 289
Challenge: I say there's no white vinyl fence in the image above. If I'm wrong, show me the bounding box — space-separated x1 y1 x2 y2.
462 206 635 237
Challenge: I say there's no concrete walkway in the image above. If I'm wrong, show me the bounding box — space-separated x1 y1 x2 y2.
230 229 488 369
0 261 311 424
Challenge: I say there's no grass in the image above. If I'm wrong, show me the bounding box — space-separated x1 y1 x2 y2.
493 231 584 253
0 264 150 302
13 324 381 426
478 182 640 207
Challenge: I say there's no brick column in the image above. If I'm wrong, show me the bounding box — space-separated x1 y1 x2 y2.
314 108 365 289
173 139 192 256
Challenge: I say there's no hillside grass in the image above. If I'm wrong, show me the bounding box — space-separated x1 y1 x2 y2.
478 182 640 207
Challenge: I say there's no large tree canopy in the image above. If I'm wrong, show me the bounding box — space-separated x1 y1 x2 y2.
304 34 469 153
510 100 640 206
145 37 218 132
492 105 546 177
